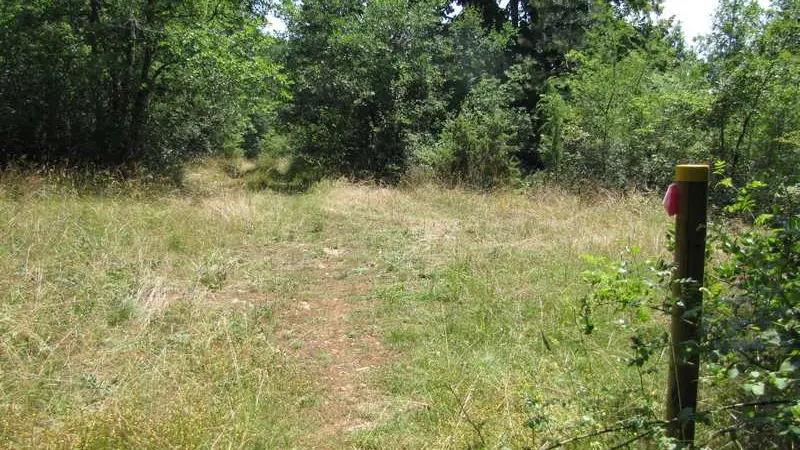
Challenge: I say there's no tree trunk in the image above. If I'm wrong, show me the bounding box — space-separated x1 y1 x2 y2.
88 0 106 163
509 0 519 28
126 0 159 169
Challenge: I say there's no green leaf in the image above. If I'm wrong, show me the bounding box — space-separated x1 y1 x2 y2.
779 359 797 374
755 214 774 226
743 382 765 396
772 377 790 391
717 177 734 189
712 161 726 175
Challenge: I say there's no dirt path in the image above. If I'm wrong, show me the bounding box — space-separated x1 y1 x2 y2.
274 251 393 447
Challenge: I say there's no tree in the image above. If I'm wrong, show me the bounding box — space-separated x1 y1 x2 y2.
702 0 800 185
534 2 707 188
280 0 513 180
0 0 286 173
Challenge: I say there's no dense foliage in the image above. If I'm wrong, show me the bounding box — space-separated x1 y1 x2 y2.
2 0 797 188
578 177 799 447
0 0 285 174
537 0 799 190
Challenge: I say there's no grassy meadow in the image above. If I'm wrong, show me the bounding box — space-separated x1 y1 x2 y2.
0 161 672 449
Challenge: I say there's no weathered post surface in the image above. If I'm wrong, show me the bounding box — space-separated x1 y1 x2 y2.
665 164 709 446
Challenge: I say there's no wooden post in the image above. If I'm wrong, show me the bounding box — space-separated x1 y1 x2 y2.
665 164 709 446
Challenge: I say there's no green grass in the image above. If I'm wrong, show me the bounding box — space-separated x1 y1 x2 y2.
1 160 671 449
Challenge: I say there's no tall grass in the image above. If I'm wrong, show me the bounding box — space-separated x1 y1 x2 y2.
1 161 670 448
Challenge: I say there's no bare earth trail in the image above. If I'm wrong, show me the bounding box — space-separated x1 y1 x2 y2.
274 259 392 446
251 184 452 447
192 173 445 448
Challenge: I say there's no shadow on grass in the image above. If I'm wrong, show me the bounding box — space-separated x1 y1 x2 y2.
244 155 323 194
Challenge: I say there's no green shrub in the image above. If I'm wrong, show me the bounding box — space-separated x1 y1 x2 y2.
576 180 800 447
701 181 800 446
416 78 531 188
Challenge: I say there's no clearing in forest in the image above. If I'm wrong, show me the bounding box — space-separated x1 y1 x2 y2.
0 162 668 449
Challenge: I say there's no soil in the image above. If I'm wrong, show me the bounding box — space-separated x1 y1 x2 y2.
274 249 394 447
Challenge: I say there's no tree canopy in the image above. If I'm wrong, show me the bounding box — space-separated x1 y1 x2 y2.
1 0 798 187
0 0 286 173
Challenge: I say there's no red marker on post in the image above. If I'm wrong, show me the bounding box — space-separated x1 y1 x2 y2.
663 182 680 217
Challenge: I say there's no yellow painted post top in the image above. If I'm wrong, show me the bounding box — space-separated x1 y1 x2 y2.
675 164 710 182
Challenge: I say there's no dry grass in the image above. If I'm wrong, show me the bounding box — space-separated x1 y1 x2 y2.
0 160 672 449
